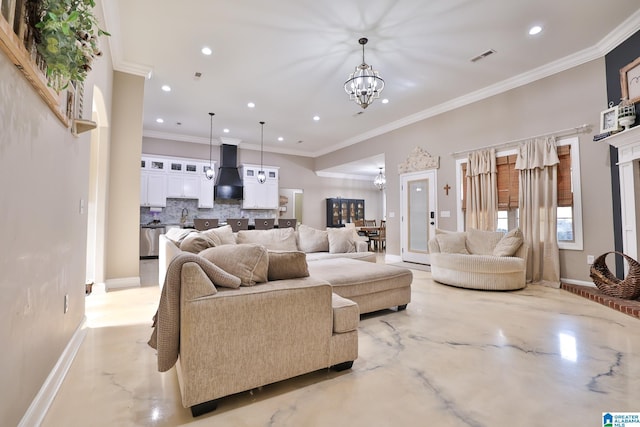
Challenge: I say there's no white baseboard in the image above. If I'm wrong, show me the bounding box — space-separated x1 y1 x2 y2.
19 318 87 427
105 276 141 291
561 278 596 287
384 254 403 263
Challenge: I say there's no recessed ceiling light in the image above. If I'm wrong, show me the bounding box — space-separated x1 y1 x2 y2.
161 85 171 92
313 115 320 121
156 118 164 123
223 128 230 133
381 98 389 104
201 47 212 55
529 25 542 36
248 102 255 108
278 137 284 142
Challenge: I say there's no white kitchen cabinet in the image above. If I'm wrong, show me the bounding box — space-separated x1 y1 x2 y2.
141 157 167 172
198 163 215 208
141 155 216 204
241 164 279 209
167 175 200 199
140 172 167 207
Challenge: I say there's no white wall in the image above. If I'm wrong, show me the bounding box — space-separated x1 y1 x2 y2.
0 1 113 423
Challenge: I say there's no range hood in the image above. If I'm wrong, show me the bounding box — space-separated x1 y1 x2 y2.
214 144 243 200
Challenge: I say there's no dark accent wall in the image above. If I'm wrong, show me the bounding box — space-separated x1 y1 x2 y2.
604 30 640 277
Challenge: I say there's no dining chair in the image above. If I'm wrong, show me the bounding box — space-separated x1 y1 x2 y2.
254 218 275 230
227 218 249 232
278 218 297 229
194 218 218 231
370 220 386 251
363 219 377 227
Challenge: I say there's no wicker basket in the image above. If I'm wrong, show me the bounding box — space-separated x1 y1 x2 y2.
589 251 640 299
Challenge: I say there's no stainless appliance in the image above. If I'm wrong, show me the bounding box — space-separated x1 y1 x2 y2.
140 225 165 258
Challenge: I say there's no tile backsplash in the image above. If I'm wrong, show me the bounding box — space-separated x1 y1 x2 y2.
140 198 277 226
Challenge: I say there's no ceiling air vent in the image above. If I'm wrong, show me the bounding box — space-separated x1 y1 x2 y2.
470 49 496 63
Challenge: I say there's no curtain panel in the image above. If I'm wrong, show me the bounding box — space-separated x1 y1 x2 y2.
465 148 497 231
515 137 560 286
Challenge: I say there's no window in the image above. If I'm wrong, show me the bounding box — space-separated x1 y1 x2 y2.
456 136 583 250
497 211 509 233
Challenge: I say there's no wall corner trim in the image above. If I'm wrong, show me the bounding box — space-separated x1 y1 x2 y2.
105 276 141 290
18 318 88 427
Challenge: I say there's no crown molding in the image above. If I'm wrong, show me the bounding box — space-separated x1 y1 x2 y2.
101 1 153 78
143 130 313 158
596 9 640 55
315 171 374 181
314 13 640 158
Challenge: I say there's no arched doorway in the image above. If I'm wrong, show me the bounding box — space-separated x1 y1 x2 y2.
86 86 109 289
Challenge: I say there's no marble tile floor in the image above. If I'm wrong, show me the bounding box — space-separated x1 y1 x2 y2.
41 262 640 427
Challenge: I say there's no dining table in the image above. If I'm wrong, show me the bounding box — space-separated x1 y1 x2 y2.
357 226 384 250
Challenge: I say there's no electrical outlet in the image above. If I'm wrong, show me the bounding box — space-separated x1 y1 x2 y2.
587 255 595 265
64 294 69 313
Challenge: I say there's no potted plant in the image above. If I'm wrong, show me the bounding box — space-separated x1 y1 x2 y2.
31 0 109 92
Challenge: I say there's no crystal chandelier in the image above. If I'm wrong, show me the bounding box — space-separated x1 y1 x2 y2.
205 112 215 180
344 37 385 109
374 167 386 190
257 121 266 184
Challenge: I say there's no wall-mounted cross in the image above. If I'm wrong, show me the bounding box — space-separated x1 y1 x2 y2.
443 184 451 195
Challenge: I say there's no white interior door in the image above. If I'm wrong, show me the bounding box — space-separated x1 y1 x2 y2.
401 170 437 264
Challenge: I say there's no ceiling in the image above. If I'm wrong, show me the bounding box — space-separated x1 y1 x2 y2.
103 1 640 178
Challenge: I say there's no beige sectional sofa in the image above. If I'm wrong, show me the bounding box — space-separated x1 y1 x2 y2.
428 228 528 291
159 225 375 287
150 226 413 416
149 252 359 416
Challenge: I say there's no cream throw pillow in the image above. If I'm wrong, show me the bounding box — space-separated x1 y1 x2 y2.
267 251 310 281
201 224 236 246
199 243 268 286
180 232 216 253
435 233 469 254
236 228 298 251
297 225 329 253
164 228 192 244
466 228 505 255
326 228 356 254
493 228 524 257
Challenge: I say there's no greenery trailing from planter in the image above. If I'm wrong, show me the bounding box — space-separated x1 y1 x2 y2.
32 0 109 92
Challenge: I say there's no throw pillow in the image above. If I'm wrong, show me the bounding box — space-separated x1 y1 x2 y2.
267 251 310 281
199 243 268 286
297 224 329 253
164 227 192 244
466 228 505 255
326 227 356 254
236 228 298 251
201 224 236 245
180 232 216 254
435 232 469 254
493 228 524 257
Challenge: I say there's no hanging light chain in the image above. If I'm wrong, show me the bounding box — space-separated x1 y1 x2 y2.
257 121 266 184
205 112 216 180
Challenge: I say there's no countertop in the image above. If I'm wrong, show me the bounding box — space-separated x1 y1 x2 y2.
140 223 194 229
